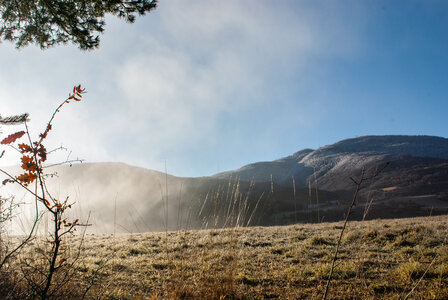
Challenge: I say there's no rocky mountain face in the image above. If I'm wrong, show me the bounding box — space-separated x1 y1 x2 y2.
3 135 447 233
214 136 448 192
213 135 448 223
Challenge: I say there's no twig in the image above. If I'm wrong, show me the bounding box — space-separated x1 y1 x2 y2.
43 159 85 169
322 162 389 299
403 255 438 299
0 169 42 269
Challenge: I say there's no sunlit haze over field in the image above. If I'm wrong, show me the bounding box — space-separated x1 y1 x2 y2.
1 1 447 177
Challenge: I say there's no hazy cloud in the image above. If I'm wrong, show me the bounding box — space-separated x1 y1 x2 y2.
0 1 369 175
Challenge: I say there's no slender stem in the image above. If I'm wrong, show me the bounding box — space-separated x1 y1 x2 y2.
323 162 389 299
323 177 362 299
41 209 60 299
403 255 437 300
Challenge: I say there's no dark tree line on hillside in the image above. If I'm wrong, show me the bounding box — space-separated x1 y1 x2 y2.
0 0 157 50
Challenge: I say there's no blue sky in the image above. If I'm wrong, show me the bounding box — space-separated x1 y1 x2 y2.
0 0 447 177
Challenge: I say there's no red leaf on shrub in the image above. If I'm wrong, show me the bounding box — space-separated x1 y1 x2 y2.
18 143 32 153
37 145 47 162
21 155 33 164
20 156 37 172
17 172 37 185
1 131 25 145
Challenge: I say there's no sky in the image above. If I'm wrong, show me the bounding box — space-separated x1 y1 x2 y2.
0 0 447 177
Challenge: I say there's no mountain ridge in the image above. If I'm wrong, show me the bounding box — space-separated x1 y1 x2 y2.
2 135 447 233
213 135 448 187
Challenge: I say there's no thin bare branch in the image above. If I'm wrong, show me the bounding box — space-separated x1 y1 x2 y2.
323 162 389 299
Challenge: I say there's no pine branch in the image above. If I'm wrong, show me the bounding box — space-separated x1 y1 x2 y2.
0 113 29 125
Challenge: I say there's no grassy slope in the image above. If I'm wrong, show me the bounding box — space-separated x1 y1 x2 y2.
61 215 448 299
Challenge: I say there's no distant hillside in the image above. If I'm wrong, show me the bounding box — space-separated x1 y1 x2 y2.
2 135 447 233
2 162 341 233
214 135 448 183
214 135 448 218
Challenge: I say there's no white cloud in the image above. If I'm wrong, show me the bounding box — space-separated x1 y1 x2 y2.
111 1 334 161
0 0 367 175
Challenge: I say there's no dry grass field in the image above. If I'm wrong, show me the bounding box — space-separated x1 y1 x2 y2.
29 215 445 299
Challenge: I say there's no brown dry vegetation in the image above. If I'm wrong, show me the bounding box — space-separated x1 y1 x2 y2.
7 215 445 299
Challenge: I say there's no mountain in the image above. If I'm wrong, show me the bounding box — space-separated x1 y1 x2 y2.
2 135 447 234
213 135 448 192
2 162 311 234
214 135 448 219
214 135 448 184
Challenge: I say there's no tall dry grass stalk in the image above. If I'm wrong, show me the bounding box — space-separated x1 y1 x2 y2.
160 175 264 298
313 164 320 222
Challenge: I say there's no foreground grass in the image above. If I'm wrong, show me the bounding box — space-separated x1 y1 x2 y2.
17 215 448 299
